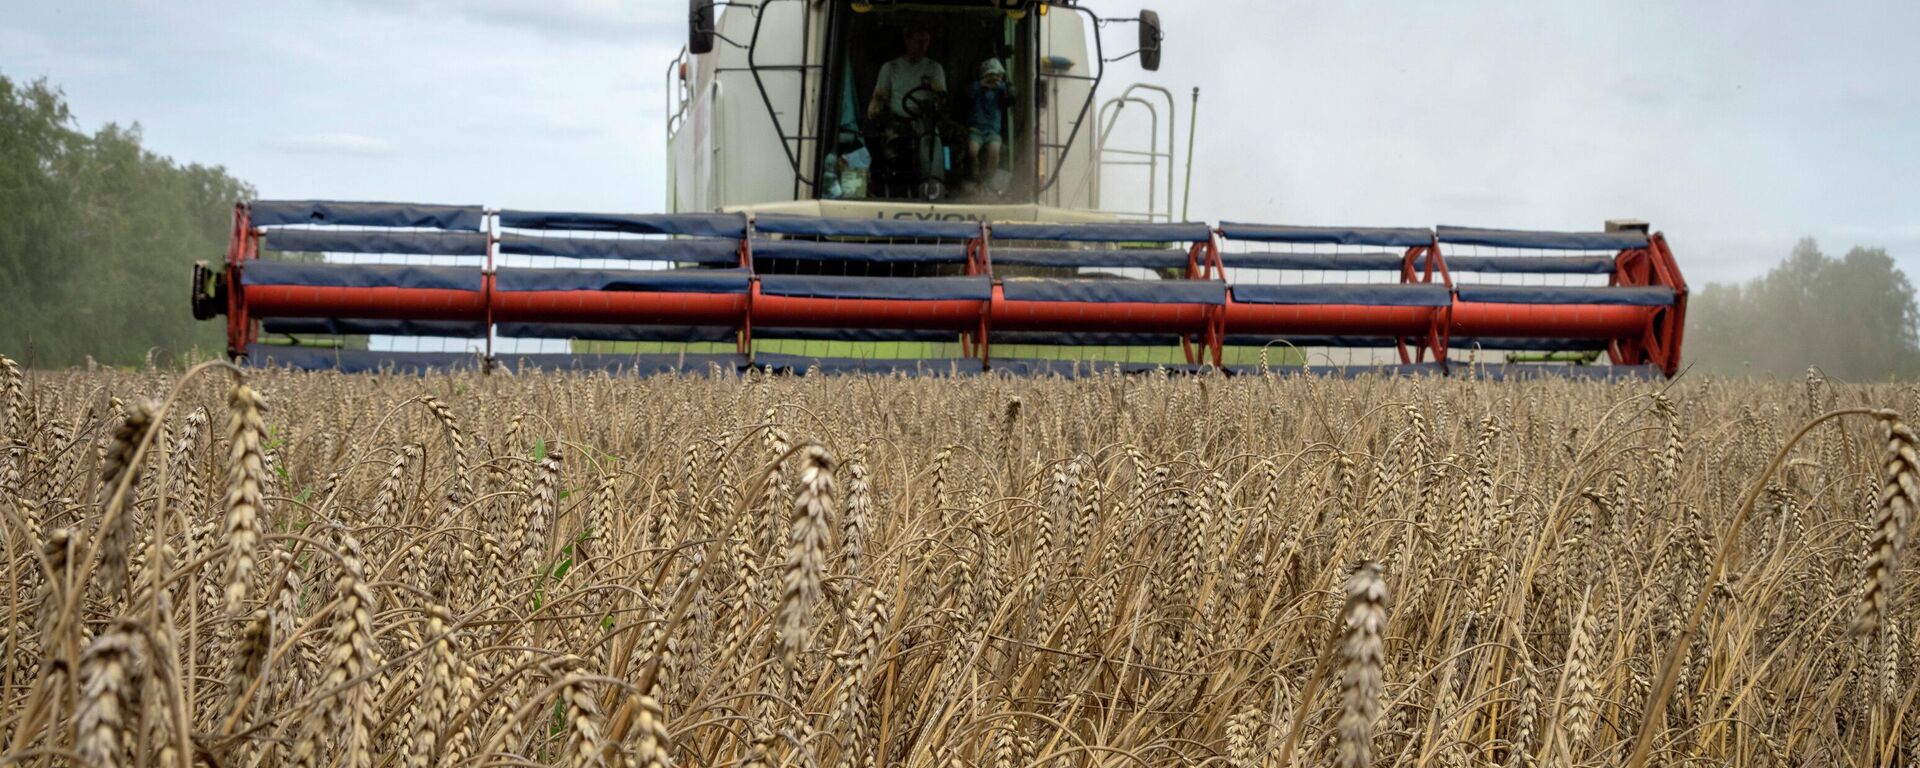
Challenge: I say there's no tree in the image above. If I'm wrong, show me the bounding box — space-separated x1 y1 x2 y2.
1688 237 1919 379
0 75 253 367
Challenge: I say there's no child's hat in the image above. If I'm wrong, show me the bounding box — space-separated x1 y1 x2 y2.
978 58 1006 79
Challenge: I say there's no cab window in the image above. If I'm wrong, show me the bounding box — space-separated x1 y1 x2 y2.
820 5 1031 203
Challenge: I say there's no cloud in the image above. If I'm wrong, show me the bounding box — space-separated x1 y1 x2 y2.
266 132 396 158
0 25 134 79
15 0 1910 284
338 0 679 45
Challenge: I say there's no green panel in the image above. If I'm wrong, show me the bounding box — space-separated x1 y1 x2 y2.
565 339 1308 367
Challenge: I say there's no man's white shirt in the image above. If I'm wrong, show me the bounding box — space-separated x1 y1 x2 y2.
876 57 947 117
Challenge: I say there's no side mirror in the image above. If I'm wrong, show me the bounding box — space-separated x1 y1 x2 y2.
1138 9 1162 71
689 0 716 55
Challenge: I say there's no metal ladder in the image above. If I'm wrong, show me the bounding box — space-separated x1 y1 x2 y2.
1091 84 1180 223
744 0 825 198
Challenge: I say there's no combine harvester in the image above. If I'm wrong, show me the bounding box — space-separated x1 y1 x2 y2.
191 0 1687 377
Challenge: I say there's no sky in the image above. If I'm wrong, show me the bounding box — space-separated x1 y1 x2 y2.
3 0 1917 284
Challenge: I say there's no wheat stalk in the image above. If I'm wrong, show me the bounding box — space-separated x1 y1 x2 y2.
222 381 267 616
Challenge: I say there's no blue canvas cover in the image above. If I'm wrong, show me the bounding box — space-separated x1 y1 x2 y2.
242 345 484 373
1222 334 1400 348
1230 283 1452 307
757 327 958 342
1217 223 1432 248
754 354 985 376
990 248 1191 269
756 275 992 301
497 210 748 238
1437 226 1648 251
249 201 485 231
1221 252 1408 271
989 359 1215 377
1212 335 1606 351
992 331 1184 346
1445 337 1611 351
499 234 742 265
751 239 970 264
753 215 979 240
494 353 746 375
991 221 1213 243
495 324 738 343
261 318 489 337
1425 255 1615 274
241 261 483 291
1454 284 1673 306
262 229 488 256
492 268 751 294
999 278 1226 305
1454 363 1660 380
1222 362 1449 378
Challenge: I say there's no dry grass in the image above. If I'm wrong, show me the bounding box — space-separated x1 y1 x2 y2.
4 356 1920 767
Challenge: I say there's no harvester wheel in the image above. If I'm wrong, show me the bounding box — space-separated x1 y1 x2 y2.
190 261 226 321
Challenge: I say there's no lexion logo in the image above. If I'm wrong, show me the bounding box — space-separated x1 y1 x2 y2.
877 211 986 223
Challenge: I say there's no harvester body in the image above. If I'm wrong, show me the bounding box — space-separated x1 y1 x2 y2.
669 1 1154 221
192 1 1690 376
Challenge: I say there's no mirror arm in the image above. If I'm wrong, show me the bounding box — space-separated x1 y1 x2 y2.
692 0 757 50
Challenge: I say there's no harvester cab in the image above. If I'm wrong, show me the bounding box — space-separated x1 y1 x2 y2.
190 2 1690 378
670 0 1178 223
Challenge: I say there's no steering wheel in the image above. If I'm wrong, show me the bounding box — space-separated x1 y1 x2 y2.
901 83 942 123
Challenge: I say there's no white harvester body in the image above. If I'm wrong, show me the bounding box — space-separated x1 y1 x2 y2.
665 1 1178 224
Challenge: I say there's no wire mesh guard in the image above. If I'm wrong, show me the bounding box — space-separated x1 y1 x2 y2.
215 201 1686 377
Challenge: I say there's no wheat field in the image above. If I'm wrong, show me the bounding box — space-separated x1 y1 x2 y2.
3 355 1919 767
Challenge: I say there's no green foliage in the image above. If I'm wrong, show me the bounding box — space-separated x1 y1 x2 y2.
0 75 253 366
1690 237 1919 379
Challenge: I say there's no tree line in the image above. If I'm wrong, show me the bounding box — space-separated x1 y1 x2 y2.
1687 238 1919 380
0 75 251 367
0 74 1912 376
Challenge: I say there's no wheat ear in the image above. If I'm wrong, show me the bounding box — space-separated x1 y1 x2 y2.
222 381 267 616
780 444 836 670
1856 417 1920 635
95 399 157 594
76 623 143 768
1337 561 1388 768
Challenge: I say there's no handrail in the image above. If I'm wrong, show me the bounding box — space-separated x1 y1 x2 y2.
1092 84 1179 222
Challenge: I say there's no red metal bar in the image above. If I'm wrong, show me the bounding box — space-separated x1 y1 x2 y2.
738 228 756 355
1648 233 1688 376
1226 302 1436 337
246 285 491 320
993 299 1216 335
219 213 1689 376
1449 302 1655 339
493 289 746 326
1394 245 1418 364
754 293 985 330
243 285 1668 359
968 226 991 363
224 203 250 355
1423 238 1452 366
483 211 496 363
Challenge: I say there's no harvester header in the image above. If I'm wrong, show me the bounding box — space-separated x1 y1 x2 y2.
194 200 1687 376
